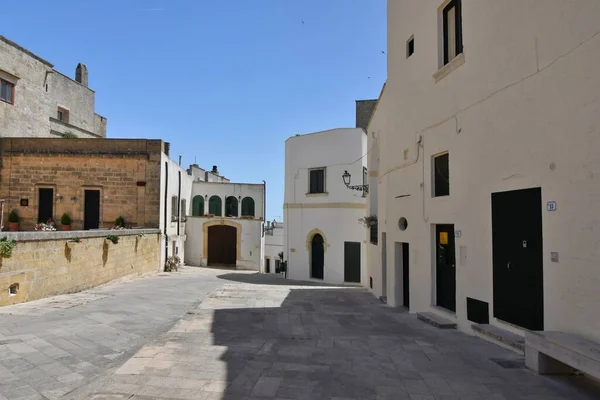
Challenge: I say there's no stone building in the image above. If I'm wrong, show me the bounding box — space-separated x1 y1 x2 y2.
367 0 600 345
184 164 266 270
0 35 107 138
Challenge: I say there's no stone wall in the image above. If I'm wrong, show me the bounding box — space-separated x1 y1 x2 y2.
0 229 161 306
0 138 164 231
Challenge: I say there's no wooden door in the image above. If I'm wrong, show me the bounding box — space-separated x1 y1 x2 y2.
207 225 236 266
38 188 54 223
344 242 361 283
436 224 456 312
84 190 100 230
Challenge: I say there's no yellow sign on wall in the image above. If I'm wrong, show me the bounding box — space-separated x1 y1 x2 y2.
439 232 449 245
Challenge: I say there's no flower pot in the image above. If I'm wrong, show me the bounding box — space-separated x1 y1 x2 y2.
61 225 72 231
8 222 18 232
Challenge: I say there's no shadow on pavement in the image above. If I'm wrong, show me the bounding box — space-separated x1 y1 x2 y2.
216 271 353 287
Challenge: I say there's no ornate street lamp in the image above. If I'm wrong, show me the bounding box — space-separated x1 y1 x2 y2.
342 170 368 194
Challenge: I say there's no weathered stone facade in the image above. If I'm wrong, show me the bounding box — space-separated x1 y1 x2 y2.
0 229 160 306
0 138 164 230
355 99 378 130
0 35 107 138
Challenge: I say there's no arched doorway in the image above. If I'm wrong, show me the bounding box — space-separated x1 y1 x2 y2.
311 234 324 279
207 225 236 267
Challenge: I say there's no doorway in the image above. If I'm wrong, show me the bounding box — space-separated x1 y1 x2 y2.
265 258 271 273
38 188 54 223
344 241 361 283
435 224 456 312
381 232 387 300
492 187 543 330
84 190 100 230
311 234 324 279
207 225 236 266
394 242 410 308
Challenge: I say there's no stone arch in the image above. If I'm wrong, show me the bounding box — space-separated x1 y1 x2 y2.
305 228 328 252
202 219 243 261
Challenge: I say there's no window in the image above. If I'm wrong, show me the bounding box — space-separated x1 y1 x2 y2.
309 168 325 194
442 0 463 65
225 196 238 217
192 195 204 216
208 195 222 216
57 107 69 123
433 153 450 197
171 196 179 221
180 199 187 219
241 197 255 217
0 79 14 104
370 222 378 245
407 36 415 58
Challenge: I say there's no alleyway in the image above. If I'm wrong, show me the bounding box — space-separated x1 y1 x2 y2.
1 269 599 400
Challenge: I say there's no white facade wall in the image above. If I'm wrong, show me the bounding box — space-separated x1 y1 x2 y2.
184 181 265 270
284 128 367 285
371 0 600 341
159 155 193 269
264 223 284 273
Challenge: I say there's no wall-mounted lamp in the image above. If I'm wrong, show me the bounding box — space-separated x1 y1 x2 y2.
56 193 64 202
70 196 78 203
342 170 369 194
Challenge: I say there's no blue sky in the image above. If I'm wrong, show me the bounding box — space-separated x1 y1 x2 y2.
2 0 386 220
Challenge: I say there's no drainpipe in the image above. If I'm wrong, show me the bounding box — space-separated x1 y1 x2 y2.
262 180 266 273
163 161 169 267
177 171 181 237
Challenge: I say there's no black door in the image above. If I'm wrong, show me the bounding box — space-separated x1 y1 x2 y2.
492 187 544 330
265 258 270 273
436 224 456 312
38 188 54 223
311 234 324 279
403 243 410 308
207 225 236 266
344 242 361 283
84 190 100 230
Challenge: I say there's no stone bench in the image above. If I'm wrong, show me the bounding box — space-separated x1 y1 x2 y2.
525 331 600 379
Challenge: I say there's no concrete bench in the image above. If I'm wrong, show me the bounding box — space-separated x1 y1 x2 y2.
525 331 600 379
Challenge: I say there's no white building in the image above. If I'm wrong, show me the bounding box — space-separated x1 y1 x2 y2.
159 153 193 268
284 128 367 285
264 221 284 274
367 0 600 344
185 165 266 270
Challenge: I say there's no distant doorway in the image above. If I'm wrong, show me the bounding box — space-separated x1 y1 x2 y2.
207 225 236 267
343 241 361 283
394 242 410 308
38 188 54 223
265 257 271 273
435 224 456 312
83 190 100 230
381 232 387 300
311 234 324 279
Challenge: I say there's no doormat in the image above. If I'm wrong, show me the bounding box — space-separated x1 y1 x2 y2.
489 357 526 369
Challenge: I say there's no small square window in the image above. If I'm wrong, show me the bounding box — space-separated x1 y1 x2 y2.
0 79 14 104
309 168 326 194
442 0 463 65
57 107 69 123
407 36 415 58
433 153 450 197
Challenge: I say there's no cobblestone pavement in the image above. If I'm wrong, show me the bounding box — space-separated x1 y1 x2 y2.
0 267 228 400
63 272 600 400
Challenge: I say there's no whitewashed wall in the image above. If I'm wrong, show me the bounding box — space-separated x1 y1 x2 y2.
264 224 284 273
284 128 367 285
374 0 600 341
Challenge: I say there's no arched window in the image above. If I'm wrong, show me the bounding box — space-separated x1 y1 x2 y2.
192 195 204 216
225 196 238 217
241 197 255 217
208 195 222 216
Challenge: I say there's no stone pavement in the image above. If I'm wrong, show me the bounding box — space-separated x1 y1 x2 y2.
64 272 600 400
0 267 228 400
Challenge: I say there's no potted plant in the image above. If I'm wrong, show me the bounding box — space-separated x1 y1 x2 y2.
165 255 181 272
7 210 19 232
105 235 119 245
358 215 378 228
115 216 126 229
60 213 72 231
0 237 17 258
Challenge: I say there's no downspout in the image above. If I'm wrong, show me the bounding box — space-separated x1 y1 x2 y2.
262 180 266 273
163 161 169 266
177 170 181 237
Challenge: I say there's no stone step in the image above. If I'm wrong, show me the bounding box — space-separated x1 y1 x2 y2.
472 323 525 354
416 312 457 329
